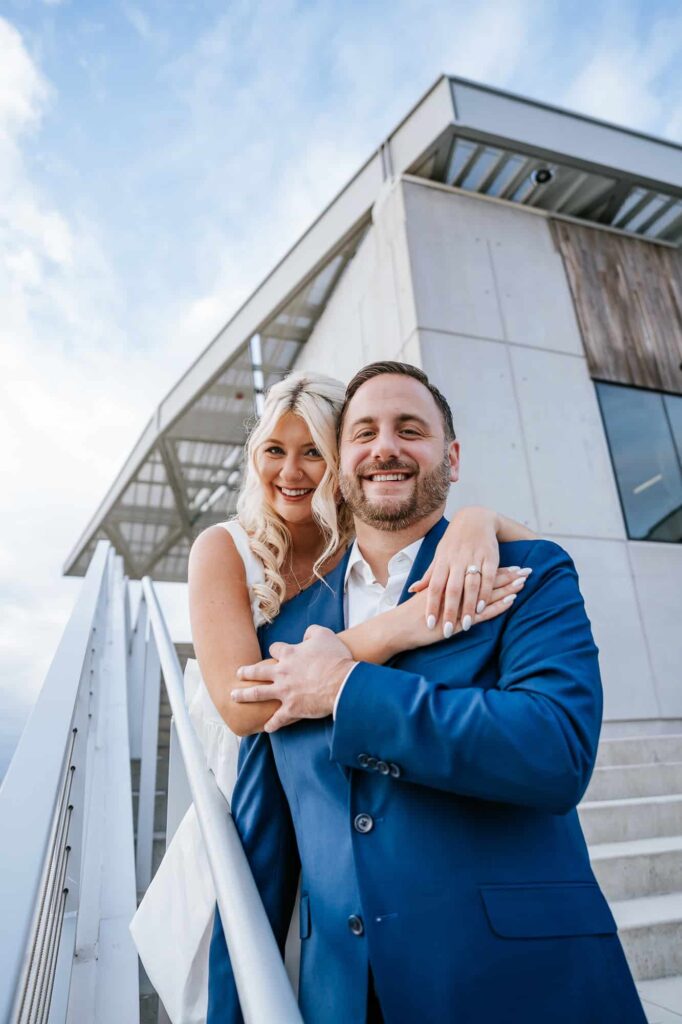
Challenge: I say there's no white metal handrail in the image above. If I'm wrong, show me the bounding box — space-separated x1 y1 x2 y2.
1 539 302 1023
0 541 137 1023
139 576 303 1023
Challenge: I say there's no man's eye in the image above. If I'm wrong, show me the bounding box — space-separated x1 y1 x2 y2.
354 430 374 440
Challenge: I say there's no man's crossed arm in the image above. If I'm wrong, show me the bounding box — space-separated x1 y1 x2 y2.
232 540 603 816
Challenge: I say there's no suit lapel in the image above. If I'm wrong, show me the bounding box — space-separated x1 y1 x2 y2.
397 516 449 606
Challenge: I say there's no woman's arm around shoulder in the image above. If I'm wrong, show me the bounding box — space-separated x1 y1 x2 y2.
188 525 278 737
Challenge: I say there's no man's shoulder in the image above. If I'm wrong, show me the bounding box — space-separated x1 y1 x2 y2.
499 537 575 573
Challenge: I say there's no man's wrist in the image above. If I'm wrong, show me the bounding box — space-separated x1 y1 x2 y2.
332 659 359 719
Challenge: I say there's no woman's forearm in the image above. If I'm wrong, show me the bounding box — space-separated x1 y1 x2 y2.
339 597 426 665
493 511 537 542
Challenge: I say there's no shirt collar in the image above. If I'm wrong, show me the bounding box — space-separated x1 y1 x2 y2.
344 536 424 590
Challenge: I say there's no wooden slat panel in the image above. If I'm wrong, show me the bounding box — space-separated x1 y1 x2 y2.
552 220 682 395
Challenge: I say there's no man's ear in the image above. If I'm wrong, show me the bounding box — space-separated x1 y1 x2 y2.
448 440 460 484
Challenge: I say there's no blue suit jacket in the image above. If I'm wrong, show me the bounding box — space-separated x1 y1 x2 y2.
208 519 645 1024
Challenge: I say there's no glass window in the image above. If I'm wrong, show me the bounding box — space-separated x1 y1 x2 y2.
596 382 682 542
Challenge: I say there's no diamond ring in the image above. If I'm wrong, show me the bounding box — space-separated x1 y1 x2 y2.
465 564 481 576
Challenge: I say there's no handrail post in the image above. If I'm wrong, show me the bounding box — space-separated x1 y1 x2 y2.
135 619 161 893
127 597 148 760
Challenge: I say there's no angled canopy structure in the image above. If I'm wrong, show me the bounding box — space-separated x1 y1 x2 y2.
64 75 682 582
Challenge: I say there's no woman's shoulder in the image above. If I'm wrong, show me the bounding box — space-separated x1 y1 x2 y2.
191 518 265 587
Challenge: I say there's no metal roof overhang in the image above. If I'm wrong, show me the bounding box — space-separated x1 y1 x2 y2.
64 75 682 581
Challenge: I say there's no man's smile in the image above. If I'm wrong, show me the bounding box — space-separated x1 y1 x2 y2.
363 472 413 482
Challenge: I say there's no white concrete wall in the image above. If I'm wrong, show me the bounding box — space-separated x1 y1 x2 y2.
295 181 420 381
401 179 670 722
295 176 677 722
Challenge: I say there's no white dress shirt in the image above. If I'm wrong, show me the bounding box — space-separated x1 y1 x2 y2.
332 536 424 718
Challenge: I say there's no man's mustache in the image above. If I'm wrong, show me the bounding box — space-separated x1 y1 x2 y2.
356 459 418 477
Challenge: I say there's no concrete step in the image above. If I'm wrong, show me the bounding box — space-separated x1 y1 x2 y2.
596 735 682 769
579 795 682 844
590 835 682 900
585 763 682 802
612 892 682 982
637 974 682 1022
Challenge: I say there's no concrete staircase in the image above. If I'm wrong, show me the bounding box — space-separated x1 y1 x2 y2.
581 730 682 1021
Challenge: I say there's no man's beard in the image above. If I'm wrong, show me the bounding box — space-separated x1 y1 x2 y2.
339 453 451 532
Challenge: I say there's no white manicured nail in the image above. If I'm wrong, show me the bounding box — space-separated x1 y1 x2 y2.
503 594 517 605
443 621 454 639
426 615 436 630
506 565 521 572
476 600 486 614
512 577 524 589
517 567 533 576
462 615 472 632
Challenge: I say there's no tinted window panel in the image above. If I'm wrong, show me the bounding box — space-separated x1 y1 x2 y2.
664 394 682 468
596 382 682 542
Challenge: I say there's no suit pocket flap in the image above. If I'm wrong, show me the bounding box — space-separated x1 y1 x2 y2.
480 882 617 939
299 893 311 940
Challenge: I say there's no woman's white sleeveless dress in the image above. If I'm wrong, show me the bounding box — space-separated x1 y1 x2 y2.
129 519 269 1023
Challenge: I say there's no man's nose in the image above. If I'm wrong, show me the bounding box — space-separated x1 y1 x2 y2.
369 430 401 462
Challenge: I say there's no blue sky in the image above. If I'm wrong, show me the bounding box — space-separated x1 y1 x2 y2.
1 0 681 777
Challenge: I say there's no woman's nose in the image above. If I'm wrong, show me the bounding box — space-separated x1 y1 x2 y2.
279 457 303 482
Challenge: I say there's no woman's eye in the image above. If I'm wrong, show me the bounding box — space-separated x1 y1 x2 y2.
306 448 322 458
265 446 284 455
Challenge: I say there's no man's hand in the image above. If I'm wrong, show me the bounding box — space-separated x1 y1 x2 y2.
232 626 356 734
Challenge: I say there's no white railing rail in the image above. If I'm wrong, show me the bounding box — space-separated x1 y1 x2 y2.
0 541 139 1023
0 540 302 1023
139 576 302 1023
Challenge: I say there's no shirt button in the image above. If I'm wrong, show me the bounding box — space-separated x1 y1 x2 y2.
376 761 390 775
348 914 364 936
353 813 374 834
389 763 401 778
366 757 378 770
357 753 370 767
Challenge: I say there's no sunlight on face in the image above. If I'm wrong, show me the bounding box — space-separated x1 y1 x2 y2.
256 412 327 525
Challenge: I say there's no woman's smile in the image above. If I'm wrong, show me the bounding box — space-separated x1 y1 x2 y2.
275 484 315 501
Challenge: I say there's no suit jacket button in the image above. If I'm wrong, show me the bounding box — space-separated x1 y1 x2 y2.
354 813 374 834
357 753 370 767
348 914 364 936
389 763 401 778
367 757 378 770
376 760 390 775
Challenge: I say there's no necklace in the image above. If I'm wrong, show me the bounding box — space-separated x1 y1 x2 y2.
286 553 309 594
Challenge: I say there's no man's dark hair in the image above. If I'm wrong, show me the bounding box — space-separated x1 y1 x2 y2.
338 361 456 441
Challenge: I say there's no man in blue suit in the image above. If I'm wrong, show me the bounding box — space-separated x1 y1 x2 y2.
208 361 646 1023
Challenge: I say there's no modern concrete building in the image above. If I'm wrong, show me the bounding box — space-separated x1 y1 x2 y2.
52 76 682 1018
65 74 682 731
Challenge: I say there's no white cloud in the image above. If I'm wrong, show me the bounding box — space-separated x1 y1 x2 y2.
0 16 195 765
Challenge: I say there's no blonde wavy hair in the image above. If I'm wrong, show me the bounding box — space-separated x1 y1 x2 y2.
236 371 354 621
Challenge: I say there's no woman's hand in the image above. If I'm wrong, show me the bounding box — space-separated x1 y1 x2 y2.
409 506 532 636
404 565 531 648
